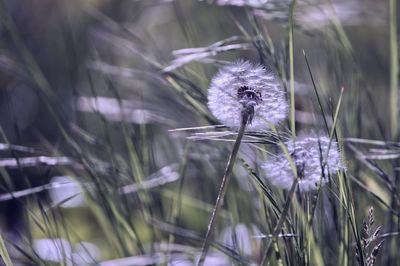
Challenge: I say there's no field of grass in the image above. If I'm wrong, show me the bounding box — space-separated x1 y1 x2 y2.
0 0 399 265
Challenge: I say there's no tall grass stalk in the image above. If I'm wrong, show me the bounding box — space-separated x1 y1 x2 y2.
323 0 353 53
260 127 300 265
0 231 12 266
390 0 398 140
390 5 399 258
303 50 330 134
167 141 191 253
338 170 349 266
289 0 296 137
197 114 249 265
260 179 298 265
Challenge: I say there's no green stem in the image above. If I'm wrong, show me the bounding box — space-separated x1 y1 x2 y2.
390 0 398 140
197 114 248 265
289 0 296 137
260 179 298 265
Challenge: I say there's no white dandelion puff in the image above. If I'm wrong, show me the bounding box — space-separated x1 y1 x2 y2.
207 60 288 131
262 134 345 192
199 60 287 263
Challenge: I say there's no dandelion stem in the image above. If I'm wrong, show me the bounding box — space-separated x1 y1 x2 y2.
197 113 249 265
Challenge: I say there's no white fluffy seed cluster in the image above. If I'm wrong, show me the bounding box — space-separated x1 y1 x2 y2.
262 135 344 192
207 60 288 131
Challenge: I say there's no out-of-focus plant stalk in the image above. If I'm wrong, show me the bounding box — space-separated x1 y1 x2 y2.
390 0 398 140
289 0 296 137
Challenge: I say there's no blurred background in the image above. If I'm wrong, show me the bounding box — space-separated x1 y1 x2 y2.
0 0 399 265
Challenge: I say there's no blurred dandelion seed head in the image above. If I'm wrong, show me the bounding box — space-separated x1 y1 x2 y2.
208 60 287 130
263 134 345 192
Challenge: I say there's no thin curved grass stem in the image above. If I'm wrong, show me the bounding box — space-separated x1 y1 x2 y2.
197 114 249 265
260 179 298 265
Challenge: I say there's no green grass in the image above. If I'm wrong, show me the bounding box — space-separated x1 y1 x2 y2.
0 0 398 265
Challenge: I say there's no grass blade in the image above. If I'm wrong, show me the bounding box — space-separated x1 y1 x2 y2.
0 232 12 266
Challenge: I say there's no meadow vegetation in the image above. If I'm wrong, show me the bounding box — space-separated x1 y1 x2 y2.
0 0 398 265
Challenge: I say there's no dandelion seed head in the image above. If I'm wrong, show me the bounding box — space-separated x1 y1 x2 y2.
262 134 345 192
208 60 288 131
